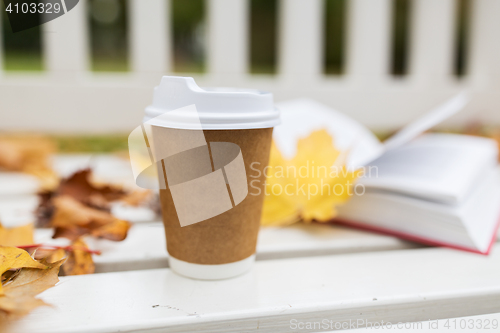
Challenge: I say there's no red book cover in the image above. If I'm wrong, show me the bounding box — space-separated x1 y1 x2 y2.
333 217 500 255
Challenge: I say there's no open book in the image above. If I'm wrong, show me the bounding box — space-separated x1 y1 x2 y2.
274 94 500 254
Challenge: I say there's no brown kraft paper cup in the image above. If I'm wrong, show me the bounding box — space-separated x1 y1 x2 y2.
158 128 273 265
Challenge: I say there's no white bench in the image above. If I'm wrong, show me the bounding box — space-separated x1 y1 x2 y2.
9 244 500 332
34 222 421 273
2 154 500 332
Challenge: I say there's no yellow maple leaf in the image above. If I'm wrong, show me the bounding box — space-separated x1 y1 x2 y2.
260 142 300 226
0 247 47 296
262 129 361 226
0 256 63 324
0 222 34 247
61 239 95 276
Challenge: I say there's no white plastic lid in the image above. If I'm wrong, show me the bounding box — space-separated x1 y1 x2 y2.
143 76 280 130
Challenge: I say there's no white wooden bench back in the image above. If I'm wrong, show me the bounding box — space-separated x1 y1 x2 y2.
0 0 499 133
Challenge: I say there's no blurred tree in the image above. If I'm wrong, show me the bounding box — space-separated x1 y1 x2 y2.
390 0 411 76
454 0 471 77
89 0 129 72
1 10 43 71
0 0 472 78
324 0 346 75
250 0 278 74
172 0 205 73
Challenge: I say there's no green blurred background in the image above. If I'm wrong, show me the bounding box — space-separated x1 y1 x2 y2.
2 0 471 75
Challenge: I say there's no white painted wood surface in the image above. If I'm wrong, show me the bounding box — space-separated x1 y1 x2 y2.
1 0 500 132
1 157 499 331
410 0 456 85
0 195 39 227
347 0 391 81
348 312 500 332
207 0 248 80
0 173 40 197
33 222 421 273
10 245 500 333
279 0 323 79
34 219 500 274
469 0 500 89
129 0 170 76
42 0 88 75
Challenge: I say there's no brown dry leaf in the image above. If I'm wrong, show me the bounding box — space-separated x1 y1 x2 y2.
91 219 131 241
0 223 34 247
33 248 68 265
0 136 58 191
35 169 133 247
32 248 65 263
1 270 18 285
0 136 54 171
0 247 47 296
61 239 94 275
58 168 126 205
120 190 152 206
36 180 115 229
35 191 56 228
45 249 67 264
0 258 63 323
35 168 125 228
33 244 96 276
50 196 132 242
52 196 115 229
2 259 62 299
0 141 24 171
86 193 111 211
52 226 89 242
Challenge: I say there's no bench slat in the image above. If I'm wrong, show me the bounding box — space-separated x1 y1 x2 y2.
11 245 500 333
35 222 422 273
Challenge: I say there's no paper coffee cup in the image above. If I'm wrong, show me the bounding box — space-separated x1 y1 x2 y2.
143 76 279 280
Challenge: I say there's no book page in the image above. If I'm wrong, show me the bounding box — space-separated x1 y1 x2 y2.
361 134 499 203
383 92 469 151
274 99 384 168
337 168 500 253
